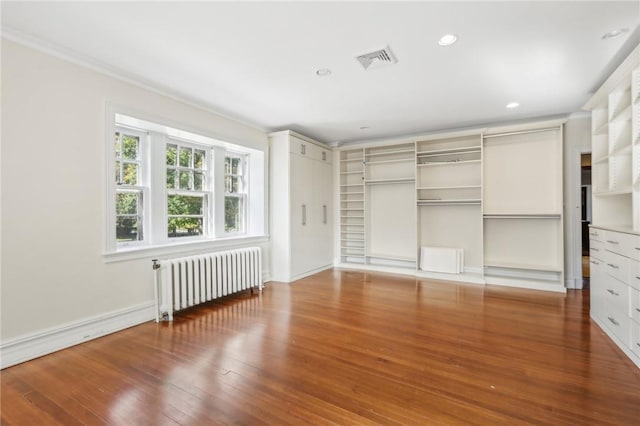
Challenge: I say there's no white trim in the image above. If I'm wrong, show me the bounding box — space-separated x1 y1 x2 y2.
568 145 592 290
0 302 155 369
104 235 269 263
591 315 640 369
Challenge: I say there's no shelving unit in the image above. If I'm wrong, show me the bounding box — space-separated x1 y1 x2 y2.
415 133 483 281
482 125 564 291
336 120 566 292
364 143 416 268
339 149 365 264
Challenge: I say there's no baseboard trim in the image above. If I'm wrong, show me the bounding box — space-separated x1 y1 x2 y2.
0 302 155 369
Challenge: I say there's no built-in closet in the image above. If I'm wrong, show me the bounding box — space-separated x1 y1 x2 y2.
269 130 333 282
337 119 565 292
584 45 640 368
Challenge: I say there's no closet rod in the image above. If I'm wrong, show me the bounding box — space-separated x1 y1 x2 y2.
483 127 559 139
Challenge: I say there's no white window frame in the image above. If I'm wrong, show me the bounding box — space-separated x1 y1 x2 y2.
224 152 248 236
104 106 267 262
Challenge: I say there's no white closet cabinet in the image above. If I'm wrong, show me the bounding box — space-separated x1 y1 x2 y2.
270 130 333 282
585 45 640 368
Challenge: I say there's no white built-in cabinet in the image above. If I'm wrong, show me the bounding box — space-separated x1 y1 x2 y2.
585 45 640 368
270 130 333 282
337 120 565 292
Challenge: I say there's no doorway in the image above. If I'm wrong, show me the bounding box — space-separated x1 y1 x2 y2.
581 153 591 288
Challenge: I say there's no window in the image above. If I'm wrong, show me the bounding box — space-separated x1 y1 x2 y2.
166 142 210 238
114 129 146 244
224 154 246 233
107 111 266 256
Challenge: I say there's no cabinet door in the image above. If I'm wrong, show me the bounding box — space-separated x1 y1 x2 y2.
290 153 314 278
311 159 333 269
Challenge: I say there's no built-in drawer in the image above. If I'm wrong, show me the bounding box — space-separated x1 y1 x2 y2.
629 234 640 262
631 320 640 358
631 259 640 291
589 227 604 241
603 249 630 285
631 287 640 324
599 272 630 314
605 230 639 258
590 238 605 261
601 306 631 347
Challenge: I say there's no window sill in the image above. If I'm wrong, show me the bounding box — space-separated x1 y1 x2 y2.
103 235 269 263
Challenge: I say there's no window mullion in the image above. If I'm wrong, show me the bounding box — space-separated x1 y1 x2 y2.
149 132 168 245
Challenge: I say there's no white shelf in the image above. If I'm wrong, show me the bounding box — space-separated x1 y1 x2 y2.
416 147 481 157
365 158 414 165
340 208 364 211
365 148 415 157
593 187 633 196
484 261 562 273
366 253 416 262
611 104 632 122
417 159 481 167
417 185 481 190
483 214 561 219
594 122 609 135
593 155 609 164
418 199 481 205
341 191 364 195
340 171 364 175
365 178 415 185
340 184 364 187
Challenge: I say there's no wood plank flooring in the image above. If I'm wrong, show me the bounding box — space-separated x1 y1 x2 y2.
2 269 640 425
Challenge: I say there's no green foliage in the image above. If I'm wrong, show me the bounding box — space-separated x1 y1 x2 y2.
168 195 203 237
225 196 241 232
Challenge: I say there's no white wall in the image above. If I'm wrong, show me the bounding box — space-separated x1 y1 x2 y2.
1 39 269 363
563 115 592 289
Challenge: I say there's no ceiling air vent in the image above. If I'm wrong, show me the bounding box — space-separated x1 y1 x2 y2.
356 46 397 70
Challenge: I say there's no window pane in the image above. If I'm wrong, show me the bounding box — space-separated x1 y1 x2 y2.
179 147 192 167
122 163 138 185
168 194 203 215
115 132 121 156
225 196 242 232
194 149 206 169
166 169 176 189
116 192 139 214
122 135 139 160
179 171 192 189
167 217 203 238
225 156 231 175
194 172 204 190
116 217 142 242
225 176 239 193
232 157 241 174
115 161 121 183
166 144 177 166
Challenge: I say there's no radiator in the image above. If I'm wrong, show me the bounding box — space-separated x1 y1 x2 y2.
420 246 464 274
153 247 262 322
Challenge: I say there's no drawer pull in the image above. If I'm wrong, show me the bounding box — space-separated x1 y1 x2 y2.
607 289 619 296
607 240 619 245
607 317 620 326
607 263 619 269
637 343 640 348
590 260 600 265
636 276 640 281
636 308 640 313
591 248 599 252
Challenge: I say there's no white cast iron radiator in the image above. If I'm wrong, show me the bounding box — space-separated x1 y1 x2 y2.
153 247 263 322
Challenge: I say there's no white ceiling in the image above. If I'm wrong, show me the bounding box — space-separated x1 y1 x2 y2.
2 1 639 145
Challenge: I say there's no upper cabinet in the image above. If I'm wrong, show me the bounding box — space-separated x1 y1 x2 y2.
584 44 640 232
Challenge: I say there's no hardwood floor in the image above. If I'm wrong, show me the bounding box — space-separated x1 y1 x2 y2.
2 269 640 425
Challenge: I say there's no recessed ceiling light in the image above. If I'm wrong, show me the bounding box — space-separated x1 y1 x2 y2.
316 68 332 77
506 102 520 109
602 28 629 40
438 34 458 46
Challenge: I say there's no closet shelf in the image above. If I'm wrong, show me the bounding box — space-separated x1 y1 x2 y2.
484 261 562 273
341 215 364 218
365 158 414 165
416 185 481 190
593 154 609 164
340 171 364 175
593 187 633 196
417 159 481 167
340 158 364 163
365 178 415 185
365 148 415 157
366 253 416 262
340 208 364 211
610 104 632 122
483 214 561 219
593 122 609 135
609 142 632 157
340 184 364 187
417 199 481 205
341 191 364 195
416 147 481 157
